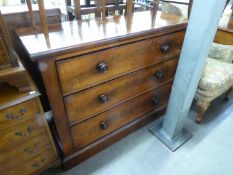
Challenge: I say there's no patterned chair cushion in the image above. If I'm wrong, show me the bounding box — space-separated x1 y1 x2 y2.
198 58 233 92
195 58 233 102
208 43 233 63
195 85 232 102
161 2 185 18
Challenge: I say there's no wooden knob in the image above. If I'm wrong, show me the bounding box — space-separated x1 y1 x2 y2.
98 94 109 104
99 121 108 130
154 71 164 79
96 62 108 73
151 97 160 105
160 44 171 53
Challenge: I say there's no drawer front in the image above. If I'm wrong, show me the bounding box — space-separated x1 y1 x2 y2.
71 82 172 149
0 99 41 130
0 37 10 67
2 147 57 175
0 116 45 151
57 31 185 95
0 132 51 170
65 58 178 124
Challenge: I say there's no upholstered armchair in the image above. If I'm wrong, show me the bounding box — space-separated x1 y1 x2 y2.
195 43 233 123
161 2 185 17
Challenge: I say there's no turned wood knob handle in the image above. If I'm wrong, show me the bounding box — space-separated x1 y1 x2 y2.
160 44 171 53
99 121 109 130
98 94 109 104
96 62 108 73
151 97 160 105
154 71 164 79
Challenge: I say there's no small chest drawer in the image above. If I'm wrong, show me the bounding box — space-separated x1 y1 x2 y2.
65 58 178 125
0 116 45 151
71 82 172 149
2 147 57 175
0 132 51 170
0 99 40 130
57 31 185 95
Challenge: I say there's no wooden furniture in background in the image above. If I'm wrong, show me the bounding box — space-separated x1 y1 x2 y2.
214 10 233 45
1 5 61 39
0 11 31 92
195 10 233 123
15 7 187 168
0 81 59 175
1 5 62 111
161 0 193 18
66 0 127 20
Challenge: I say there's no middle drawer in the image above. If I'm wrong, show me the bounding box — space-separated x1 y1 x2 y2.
0 115 45 151
71 82 172 149
65 58 178 125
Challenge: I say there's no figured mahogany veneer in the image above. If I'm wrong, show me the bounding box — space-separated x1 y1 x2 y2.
71 82 172 149
65 58 178 125
0 132 50 170
2 146 57 175
57 31 184 95
0 83 59 175
0 98 40 130
15 11 187 168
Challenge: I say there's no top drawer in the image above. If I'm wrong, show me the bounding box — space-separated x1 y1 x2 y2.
57 31 185 95
0 99 40 131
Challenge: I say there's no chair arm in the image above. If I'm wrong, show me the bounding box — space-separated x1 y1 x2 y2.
208 42 233 63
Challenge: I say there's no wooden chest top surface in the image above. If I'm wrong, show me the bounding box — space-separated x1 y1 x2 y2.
0 82 38 110
218 10 233 33
16 11 187 61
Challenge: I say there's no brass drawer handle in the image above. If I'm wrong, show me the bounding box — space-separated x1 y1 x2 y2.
96 62 108 73
99 121 109 130
154 70 165 79
151 97 160 105
20 108 27 115
6 108 27 120
31 158 45 168
160 43 171 53
98 94 109 104
15 125 34 137
24 142 40 154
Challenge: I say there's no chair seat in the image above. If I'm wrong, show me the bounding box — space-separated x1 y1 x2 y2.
198 58 233 92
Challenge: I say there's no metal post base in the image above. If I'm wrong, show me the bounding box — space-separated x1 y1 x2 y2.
149 122 193 152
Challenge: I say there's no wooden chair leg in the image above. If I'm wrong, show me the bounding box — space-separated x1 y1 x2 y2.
225 87 233 101
196 101 210 124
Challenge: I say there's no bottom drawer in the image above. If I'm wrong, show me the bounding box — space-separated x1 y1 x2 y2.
3 147 57 175
0 132 51 170
71 82 172 149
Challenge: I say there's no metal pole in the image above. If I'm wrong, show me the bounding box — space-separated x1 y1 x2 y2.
150 0 227 151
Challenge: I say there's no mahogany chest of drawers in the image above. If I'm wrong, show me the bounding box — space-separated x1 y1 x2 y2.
15 11 187 168
0 83 58 175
